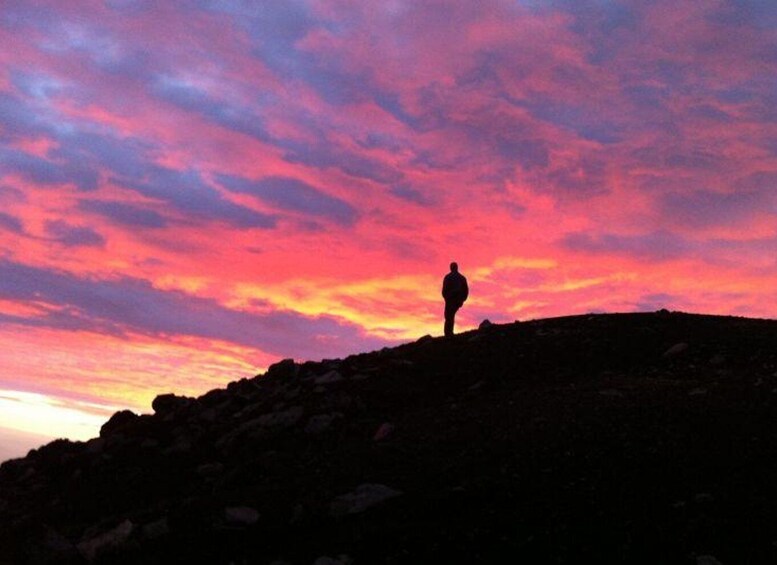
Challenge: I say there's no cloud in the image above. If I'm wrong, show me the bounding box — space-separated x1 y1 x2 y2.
0 258 389 359
524 100 624 144
2 0 777 425
0 147 99 191
151 76 272 143
78 199 169 229
114 167 278 229
0 89 278 229
634 293 680 312
218 174 358 225
389 184 434 206
562 231 691 261
659 188 776 228
0 212 24 235
44 220 105 248
282 139 404 184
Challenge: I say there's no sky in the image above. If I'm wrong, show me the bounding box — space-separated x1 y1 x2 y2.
1 0 777 459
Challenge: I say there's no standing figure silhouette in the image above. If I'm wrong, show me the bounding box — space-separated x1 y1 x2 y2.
442 262 469 337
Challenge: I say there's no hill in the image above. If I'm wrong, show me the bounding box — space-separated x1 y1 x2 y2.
3 312 777 564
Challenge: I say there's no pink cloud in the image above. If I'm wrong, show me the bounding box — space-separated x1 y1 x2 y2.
0 0 776 434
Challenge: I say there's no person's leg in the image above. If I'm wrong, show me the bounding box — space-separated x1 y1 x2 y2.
444 302 456 336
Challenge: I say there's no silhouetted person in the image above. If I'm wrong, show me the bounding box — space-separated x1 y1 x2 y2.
442 262 468 337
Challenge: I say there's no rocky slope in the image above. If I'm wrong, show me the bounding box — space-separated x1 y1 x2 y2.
3 312 777 564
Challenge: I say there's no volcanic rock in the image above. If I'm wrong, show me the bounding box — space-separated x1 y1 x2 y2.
151 393 194 415
99 410 138 438
329 484 403 517
3 312 777 564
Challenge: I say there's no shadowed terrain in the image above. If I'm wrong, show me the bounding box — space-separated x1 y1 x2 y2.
3 312 777 564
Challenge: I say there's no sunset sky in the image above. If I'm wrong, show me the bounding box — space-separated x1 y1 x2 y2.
2 0 777 459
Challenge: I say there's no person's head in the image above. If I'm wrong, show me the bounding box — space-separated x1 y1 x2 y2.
450 262 458 273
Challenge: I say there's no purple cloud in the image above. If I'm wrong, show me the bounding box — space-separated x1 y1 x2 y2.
218 174 358 225
0 212 24 235
0 258 390 359
562 231 691 261
78 199 169 229
44 220 105 248
660 188 776 228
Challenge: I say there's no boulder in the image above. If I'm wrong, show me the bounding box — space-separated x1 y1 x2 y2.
330 483 403 517
77 520 134 562
224 506 260 526
151 393 194 415
196 462 225 478
100 410 139 438
304 413 343 434
141 517 169 540
258 406 305 429
32 527 78 563
314 370 343 385
662 342 689 358
373 422 395 442
313 557 347 565
266 358 298 379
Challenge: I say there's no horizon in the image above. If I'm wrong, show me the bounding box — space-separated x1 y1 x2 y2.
2 1 777 459
0 308 770 463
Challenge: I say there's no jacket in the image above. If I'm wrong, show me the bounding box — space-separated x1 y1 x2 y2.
442 271 469 306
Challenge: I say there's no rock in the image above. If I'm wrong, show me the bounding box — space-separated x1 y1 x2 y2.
196 462 225 478
479 319 493 330
330 483 403 517
77 519 134 562
662 342 689 358
266 358 298 379
100 410 139 438
216 420 265 452
227 378 259 396
85 437 106 455
164 436 192 455
140 438 159 450
373 422 395 442
415 334 433 344
709 354 726 365
304 413 343 434
258 406 304 429
199 388 228 407
152 393 194 415
217 406 305 453
141 517 169 540
313 557 345 565
315 370 343 385
224 506 260 526
35 527 78 562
